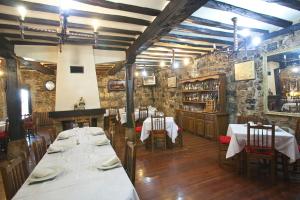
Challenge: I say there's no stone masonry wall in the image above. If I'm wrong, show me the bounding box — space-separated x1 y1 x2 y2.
20 69 56 112
0 59 7 119
153 30 300 130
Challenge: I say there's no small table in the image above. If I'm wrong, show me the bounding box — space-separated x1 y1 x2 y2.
226 124 300 163
140 117 178 143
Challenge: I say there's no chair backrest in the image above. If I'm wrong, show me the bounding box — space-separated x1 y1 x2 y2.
107 124 115 149
0 156 28 200
49 127 58 144
295 118 300 144
246 123 275 152
139 107 148 122
151 116 166 132
5 118 9 133
32 136 47 164
7 139 30 161
33 112 53 127
131 113 136 129
124 139 136 185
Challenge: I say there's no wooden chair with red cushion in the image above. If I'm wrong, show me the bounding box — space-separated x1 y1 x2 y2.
246 123 276 182
150 116 167 152
132 113 142 142
23 114 36 143
0 119 9 153
218 135 231 167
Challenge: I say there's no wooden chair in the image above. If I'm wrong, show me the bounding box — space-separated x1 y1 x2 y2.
0 119 9 153
32 136 47 165
108 107 118 130
124 137 136 185
107 123 116 150
49 129 58 144
218 135 231 167
138 107 148 125
132 113 142 142
245 123 276 182
0 156 28 200
23 114 36 143
6 139 31 172
150 116 167 152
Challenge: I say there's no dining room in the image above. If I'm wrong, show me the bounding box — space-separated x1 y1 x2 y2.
0 0 300 200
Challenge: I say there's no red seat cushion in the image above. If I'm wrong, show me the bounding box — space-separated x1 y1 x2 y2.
135 126 142 133
0 131 8 139
219 135 231 144
178 127 183 132
245 146 273 156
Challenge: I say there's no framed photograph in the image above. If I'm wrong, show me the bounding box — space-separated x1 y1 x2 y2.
234 60 255 81
108 80 125 92
143 75 156 86
168 76 177 88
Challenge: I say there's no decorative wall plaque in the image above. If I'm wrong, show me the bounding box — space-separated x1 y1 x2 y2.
108 80 125 92
168 76 177 88
234 60 255 81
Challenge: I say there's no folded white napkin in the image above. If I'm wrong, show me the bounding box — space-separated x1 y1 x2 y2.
48 144 64 152
95 137 110 146
32 168 55 178
58 131 73 139
91 129 105 136
101 156 120 167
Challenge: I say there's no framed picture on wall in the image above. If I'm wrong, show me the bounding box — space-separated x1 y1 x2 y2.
234 60 255 81
108 80 125 92
168 76 177 88
143 75 156 86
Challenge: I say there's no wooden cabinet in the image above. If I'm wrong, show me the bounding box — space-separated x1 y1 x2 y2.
176 110 228 140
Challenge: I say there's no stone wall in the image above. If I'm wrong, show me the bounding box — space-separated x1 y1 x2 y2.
0 59 7 119
97 69 154 108
20 69 56 112
152 30 300 130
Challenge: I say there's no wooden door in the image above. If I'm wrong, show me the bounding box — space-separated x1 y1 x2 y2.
195 119 205 136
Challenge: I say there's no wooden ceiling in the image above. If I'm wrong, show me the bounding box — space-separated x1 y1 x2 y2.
0 0 300 71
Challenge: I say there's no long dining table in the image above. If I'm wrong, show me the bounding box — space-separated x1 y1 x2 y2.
13 127 140 200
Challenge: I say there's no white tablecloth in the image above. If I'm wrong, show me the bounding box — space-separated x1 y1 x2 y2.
140 117 178 143
226 124 300 163
13 127 140 200
281 103 298 112
0 121 6 131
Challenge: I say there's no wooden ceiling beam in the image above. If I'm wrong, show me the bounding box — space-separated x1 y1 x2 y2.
2 33 131 46
126 0 209 62
0 0 150 26
11 40 57 46
186 16 269 34
107 61 126 75
261 0 300 11
93 46 126 51
74 0 161 16
167 33 233 45
139 53 193 58
0 13 142 35
159 39 222 49
204 0 292 28
177 24 234 38
18 57 55 75
144 49 202 56
152 44 210 53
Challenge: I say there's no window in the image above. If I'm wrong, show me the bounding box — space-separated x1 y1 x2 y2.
20 88 30 117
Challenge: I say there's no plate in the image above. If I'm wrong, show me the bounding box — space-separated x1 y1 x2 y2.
47 148 64 154
97 163 122 170
28 167 63 184
95 141 110 146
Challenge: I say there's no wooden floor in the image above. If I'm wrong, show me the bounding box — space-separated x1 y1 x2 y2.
133 133 300 200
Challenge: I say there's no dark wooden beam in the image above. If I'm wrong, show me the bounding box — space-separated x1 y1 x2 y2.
145 49 202 56
264 22 300 40
0 0 150 26
93 46 126 51
261 0 300 11
74 0 161 16
0 35 14 58
186 16 269 34
18 57 55 75
11 40 57 46
107 61 126 75
139 53 193 58
159 39 221 49
2 33 131 46
204 0 292 28
153 44 211 53
0 13 142 35
167 33 233 45
125 63 135 128
177 24 234 38
126 0 209 61
5 58 24 140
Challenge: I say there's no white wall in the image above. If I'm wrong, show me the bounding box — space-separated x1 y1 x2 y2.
14 45 58 63
93 49 125 64
55 45 100 111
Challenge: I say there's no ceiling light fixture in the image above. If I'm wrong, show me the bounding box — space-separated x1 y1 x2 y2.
183 58 190 66
142 69 147 77
251 36 261 47
160 61 165 67
92 19 100 45
239 29 251 37
17 5 27 39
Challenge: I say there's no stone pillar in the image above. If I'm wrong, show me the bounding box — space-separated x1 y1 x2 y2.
125 63 135 128
6 58 24 140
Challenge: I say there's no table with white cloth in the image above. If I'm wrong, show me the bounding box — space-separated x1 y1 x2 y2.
226 124 300 163
140 117 178 143
0 121 6 131
119 108 156 124
13 127 140 200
